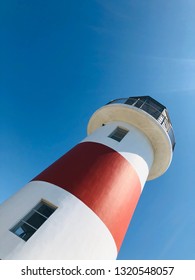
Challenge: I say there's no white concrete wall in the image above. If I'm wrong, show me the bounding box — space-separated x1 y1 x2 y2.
0 121 154 259
82 121 154 189
0 181 117 260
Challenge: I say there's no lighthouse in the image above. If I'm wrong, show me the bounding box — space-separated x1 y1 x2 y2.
0 96 175 260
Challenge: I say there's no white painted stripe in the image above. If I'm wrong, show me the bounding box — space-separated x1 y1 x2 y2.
87 103 173 180
0 181 117 260
81 121 154 190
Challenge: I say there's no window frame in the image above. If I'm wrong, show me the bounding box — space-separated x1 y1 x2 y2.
10 200 57 241
108 126 129 142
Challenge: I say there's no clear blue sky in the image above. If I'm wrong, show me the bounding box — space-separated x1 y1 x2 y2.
0 0 195 259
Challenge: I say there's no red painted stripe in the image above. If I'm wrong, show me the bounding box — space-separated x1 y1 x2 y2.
32 142 141 251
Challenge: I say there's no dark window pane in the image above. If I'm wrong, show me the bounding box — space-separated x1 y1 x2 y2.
36 204 55 218
125 98 136 105
10 201 57 241
142 103 161 119
134 100 144 108
109 127 129 142
13 222 36 241
25 212 46 229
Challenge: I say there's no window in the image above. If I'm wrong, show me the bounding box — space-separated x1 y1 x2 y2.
10 200 57 241
108 127 129 142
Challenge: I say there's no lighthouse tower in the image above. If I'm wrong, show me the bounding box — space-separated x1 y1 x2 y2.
0 96 175 260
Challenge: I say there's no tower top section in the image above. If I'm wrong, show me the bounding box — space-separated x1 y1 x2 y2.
87 96 175 180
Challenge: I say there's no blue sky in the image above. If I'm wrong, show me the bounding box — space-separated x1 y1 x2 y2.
0 0 195 259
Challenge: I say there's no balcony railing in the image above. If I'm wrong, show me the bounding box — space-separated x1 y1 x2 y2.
107 97 175 151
